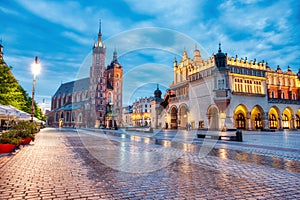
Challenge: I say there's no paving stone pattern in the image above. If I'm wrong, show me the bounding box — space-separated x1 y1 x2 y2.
0 128 300 199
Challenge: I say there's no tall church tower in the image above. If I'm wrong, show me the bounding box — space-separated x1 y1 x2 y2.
89 21 107 127
106 50 123 127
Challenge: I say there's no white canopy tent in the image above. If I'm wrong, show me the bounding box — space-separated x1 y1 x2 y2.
0 104 42 130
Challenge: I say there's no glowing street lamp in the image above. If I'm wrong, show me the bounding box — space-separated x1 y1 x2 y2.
30 56 41 122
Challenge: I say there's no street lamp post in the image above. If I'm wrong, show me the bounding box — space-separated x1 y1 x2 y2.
31 56 41 122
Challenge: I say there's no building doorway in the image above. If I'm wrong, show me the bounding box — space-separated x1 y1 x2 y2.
208 106 219 130
170 106 178 129
236 113 246 129
179 104 188 129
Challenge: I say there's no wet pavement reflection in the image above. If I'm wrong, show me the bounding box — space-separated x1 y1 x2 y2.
79 128 300 173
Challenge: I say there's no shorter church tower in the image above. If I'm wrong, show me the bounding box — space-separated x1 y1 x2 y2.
105 50 123 128
150 84 164 129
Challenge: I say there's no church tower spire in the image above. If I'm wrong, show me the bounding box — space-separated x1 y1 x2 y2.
98 19 102 44
94 19 104 48
113 48 117 61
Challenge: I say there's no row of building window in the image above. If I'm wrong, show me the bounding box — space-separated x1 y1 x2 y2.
269 91 297 100
230 67 264 77
268 75 296 87
233 78 263 94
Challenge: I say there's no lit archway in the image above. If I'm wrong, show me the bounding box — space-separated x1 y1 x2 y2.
207 105 219 130
296 109 300 129
282 107 294 129
170 106 178 129
250 105 264 130
268 106 280 129
234 104 248 130
178 104 189 129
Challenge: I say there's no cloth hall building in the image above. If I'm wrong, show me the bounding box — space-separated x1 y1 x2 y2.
47 25 123 128
151 44 300 131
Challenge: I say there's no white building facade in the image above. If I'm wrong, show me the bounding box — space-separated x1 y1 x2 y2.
156 45 300 131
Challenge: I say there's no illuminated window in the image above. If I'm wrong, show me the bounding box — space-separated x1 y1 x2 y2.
271 91 275 98
253 81 262 94
234 78 243 92
293 93 297 100
244 79 252 93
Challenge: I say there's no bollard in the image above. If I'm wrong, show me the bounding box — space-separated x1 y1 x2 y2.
236 129 243 142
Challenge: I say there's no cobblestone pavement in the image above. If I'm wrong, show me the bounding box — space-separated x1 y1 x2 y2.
0 128 300 199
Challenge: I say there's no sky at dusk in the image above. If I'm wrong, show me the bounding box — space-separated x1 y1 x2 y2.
1 0 300 110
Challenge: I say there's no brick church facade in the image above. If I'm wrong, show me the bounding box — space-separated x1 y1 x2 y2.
47 24 123 128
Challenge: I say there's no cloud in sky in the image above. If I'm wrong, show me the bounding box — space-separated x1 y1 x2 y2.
0 0 299 108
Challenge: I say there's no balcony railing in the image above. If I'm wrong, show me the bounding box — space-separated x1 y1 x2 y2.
232 91 266 97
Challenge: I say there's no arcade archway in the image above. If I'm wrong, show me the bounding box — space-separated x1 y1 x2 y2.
282 107 293 129
178 104 188 129
296 109 300 129
234 104 248 130
250 105 264 130
268 106 280 129
170 106 178 129
207 105 219 130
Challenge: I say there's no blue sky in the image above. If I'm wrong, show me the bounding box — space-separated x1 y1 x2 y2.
0 0 300 109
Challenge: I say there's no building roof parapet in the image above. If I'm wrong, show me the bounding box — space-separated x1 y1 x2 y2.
227 56 267 70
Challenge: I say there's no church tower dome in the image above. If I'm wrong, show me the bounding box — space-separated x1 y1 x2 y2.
214 43 227 68
154 84 162 99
